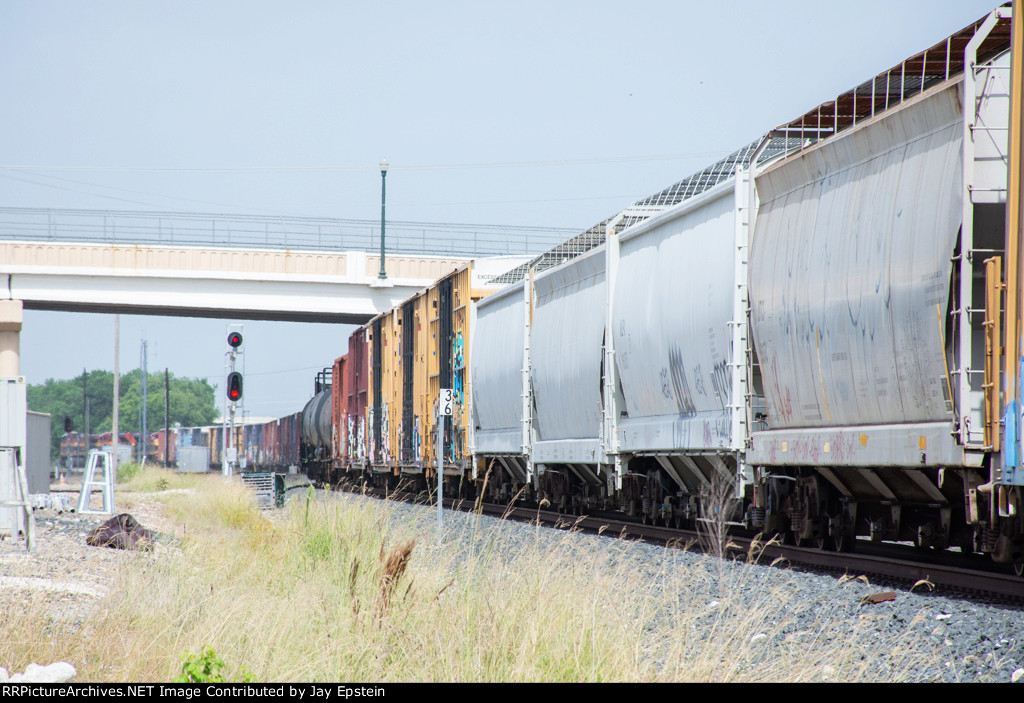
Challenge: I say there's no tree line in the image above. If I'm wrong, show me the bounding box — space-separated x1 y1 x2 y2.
28 369 219 457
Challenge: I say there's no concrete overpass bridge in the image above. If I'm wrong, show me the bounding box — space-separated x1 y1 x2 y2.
0 239 482 324
0 207 574 374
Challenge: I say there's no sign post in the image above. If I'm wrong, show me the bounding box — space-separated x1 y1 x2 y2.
438 388 453 539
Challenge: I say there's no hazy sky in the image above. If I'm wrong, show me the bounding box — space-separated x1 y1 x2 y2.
1 0 1003 420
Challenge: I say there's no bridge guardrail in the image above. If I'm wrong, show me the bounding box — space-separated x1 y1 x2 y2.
0 207 578 259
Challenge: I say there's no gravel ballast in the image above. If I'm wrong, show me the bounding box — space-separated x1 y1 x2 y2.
2 483 1022 683
322 489 1024 683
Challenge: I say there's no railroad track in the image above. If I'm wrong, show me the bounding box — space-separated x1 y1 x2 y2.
336 482 1024 603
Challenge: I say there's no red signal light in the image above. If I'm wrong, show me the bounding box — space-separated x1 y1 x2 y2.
227 332 243 349
226 372 243 402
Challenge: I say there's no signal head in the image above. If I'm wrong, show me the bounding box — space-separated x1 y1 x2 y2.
226 371 243 402
227 331 243 349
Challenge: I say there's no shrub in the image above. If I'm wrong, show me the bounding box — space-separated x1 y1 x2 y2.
173 646 254 683
116 461 141 483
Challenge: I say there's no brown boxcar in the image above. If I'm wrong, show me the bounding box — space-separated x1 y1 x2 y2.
343 326 369 469
281 411 302 469
149 428 177 466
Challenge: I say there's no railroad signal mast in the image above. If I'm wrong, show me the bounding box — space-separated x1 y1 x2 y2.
223 325 244 478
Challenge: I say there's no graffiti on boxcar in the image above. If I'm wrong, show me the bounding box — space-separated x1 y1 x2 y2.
380 403 391 463
367 408 375 461
453 332 465 405
453 332 466 462
348 416 356 462
356 417 365 461
349 416 363 463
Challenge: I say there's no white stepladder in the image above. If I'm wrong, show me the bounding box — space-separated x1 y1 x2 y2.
76 449 115 514
0 446 35 553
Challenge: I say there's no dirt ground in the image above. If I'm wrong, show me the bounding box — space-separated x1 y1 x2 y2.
0 481 178 623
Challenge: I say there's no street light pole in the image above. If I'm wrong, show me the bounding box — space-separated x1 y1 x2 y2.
379 158 388 279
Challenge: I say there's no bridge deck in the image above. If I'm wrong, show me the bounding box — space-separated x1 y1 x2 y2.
0 240 522 323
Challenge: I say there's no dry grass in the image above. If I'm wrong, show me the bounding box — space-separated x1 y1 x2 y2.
0 471 943 682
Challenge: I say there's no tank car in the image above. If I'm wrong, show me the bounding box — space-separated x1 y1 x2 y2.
301 371 334 482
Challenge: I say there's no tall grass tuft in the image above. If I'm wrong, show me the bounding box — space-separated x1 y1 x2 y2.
115 460 141 484
117 466 198 493
376 540 415 622
0 470 948 682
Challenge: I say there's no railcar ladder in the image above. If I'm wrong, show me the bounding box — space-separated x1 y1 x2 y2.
76 449 115 515
0 447 35 552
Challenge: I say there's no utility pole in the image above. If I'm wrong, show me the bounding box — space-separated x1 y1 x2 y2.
164 368 170 467
379 158 388 279
138 340 148 463
82 368 89 468
84 398 89 470
112 315 119 476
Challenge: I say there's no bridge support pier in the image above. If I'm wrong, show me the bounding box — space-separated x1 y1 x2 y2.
0 300 21 376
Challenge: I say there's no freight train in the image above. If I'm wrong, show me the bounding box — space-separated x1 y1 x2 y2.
60 414 306 473
294 7 1024 573
60 431 158 469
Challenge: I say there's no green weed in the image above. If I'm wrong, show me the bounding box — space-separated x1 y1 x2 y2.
173 646 254 683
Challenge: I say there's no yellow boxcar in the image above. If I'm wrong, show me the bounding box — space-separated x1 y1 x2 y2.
411 289 430 470
424 263 495 471
366 261 500 475
369 307 400 470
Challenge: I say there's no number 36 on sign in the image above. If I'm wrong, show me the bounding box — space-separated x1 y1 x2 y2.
440 388 453 416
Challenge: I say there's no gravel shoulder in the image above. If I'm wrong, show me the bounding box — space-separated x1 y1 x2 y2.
345 489 1024 683
0 483 179 624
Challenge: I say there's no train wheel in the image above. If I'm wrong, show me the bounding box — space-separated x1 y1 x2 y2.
815 534 832 551
1014 558 1023 578
834 531 854 553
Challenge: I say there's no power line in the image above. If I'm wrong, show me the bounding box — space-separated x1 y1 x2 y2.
5 170 303 216
0 173 186 210
0 171 641 214
0 151 731 174
245 365 326 377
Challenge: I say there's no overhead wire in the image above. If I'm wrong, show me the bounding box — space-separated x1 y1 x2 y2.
0 150 733 224
0 151 731 173
3 169 304 216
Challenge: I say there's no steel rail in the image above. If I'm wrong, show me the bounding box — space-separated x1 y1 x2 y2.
343 482 1024 603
